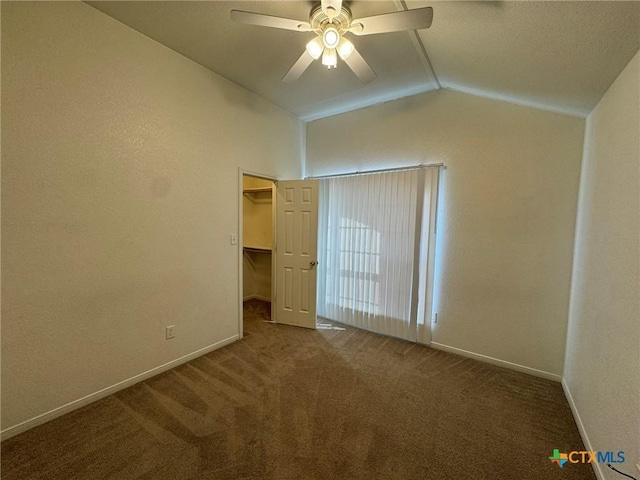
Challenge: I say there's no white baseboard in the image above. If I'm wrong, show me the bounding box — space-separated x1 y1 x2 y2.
562 379 604 480
0 334 239 441
430 341 562 382
243 294 271 302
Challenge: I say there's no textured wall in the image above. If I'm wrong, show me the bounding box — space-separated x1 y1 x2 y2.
1 2 303 431
307 89 584 377
564 52 639 479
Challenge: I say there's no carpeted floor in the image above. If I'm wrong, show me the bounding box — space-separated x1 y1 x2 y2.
1 300 595 479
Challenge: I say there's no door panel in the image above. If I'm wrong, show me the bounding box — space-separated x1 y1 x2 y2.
275 180 318 329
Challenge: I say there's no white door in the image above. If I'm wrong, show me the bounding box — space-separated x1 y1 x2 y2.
275 180 319 329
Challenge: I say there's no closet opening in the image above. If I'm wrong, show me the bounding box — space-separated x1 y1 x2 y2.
240 173 276 334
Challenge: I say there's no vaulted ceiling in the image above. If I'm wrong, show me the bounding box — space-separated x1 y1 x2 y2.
86 1 639 121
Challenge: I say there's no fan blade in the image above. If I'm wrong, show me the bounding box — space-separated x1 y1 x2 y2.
342 46 377 84
282 50 315 83
350 7 433 36
321 0 343 21
230 10 312 32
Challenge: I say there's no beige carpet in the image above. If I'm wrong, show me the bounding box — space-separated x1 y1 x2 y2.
1 300 595 479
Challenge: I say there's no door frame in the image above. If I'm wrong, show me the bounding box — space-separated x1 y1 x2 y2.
238 168 278 339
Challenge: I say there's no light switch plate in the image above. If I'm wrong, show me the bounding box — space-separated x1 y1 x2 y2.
166 325 175 339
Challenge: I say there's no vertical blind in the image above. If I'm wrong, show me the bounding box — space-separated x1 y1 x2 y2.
317 167 440 342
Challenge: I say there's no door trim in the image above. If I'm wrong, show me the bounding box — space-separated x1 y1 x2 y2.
237 168 278 339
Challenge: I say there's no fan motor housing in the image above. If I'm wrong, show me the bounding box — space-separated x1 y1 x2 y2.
310 5 352 32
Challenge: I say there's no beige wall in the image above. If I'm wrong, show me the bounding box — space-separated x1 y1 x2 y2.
242 252 272 302
307 89 585 378
1 2 303 433
564 52 639 478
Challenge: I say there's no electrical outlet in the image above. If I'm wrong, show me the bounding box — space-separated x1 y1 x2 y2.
166 325 175 339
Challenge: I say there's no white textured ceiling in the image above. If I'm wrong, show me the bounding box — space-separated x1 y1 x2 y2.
86 1 639 120
416 1 640 116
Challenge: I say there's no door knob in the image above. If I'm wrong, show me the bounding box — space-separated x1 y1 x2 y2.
310 261 318 268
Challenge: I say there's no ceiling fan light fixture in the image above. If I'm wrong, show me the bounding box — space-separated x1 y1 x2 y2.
322 48 337 68
337 38 354 60
322 26 340 49
306 36 324 60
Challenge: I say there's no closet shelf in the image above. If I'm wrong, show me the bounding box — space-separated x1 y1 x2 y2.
243 246 272 254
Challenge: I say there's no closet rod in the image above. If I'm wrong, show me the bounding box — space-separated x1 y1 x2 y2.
305 162 445 180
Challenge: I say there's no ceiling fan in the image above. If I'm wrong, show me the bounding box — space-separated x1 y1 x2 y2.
230 0 433 84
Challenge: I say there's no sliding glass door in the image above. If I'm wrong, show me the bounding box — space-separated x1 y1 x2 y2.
317 166 440 343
